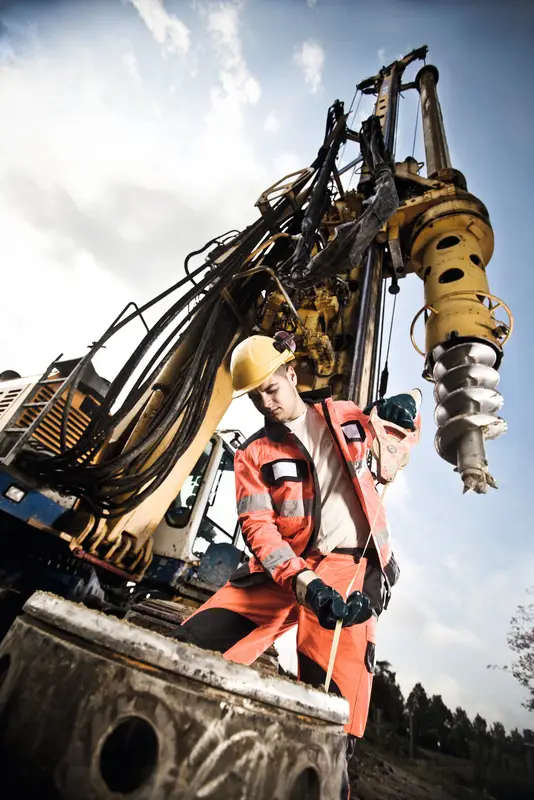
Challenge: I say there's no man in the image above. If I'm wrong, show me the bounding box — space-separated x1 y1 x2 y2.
177 333 420 797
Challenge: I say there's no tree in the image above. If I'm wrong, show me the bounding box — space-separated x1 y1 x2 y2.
508 727 525 755
449 706 473 759
508 587 534 712
370 660 406 728
425 694 453 751
407 683 435 749
490 721 506 744
473 713 488 738
406 682 429 715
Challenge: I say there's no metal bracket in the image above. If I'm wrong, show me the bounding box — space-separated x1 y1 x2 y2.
368 406 420 484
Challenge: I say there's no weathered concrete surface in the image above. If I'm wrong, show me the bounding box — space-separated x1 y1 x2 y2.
0 591 349 800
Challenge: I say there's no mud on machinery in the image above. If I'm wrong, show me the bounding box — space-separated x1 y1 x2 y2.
0 47 513 799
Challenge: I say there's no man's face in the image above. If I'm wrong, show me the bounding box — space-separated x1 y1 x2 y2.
248 366 301 423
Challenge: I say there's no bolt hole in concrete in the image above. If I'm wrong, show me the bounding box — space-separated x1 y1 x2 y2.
439 268 464 284
288 766 321 800
99 716 159 794
0 654 10 691
436 235 460 249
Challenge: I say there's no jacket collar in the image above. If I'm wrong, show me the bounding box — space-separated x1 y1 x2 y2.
300 387 332 404
264 388 333 442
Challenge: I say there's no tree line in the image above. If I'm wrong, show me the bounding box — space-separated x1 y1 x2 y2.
366 661 533 799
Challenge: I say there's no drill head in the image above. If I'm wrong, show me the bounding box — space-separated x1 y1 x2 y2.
432 342 506 493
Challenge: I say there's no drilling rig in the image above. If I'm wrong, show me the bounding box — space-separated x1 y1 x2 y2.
0 47 512 799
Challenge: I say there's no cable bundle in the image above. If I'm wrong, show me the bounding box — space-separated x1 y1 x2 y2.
20 100 366 521
23 220 271 519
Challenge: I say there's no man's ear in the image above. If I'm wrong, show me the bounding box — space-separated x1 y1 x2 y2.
287 364 298 386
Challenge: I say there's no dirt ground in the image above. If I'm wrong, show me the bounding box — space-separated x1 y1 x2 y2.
349 746 469 800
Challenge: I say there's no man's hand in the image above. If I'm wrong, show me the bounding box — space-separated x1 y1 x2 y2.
365 393 417 431
295 570 372 629
305 578 348 629
345 590 373 625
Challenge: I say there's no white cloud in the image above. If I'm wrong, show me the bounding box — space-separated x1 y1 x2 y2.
426 620 483 650
444 554 458 571
206 1 261 107
263 111 280 133
1 0 533 737
0 0 271 380
293 39 324 94
431 673 462 707
128 0 190 57
384 470 410 516
121 50 141 83
272 152 302 176
306 0 318 7
377 47 386 63
193 1 265 213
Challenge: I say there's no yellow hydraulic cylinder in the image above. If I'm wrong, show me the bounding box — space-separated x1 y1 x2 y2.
409 198 500 355
409 67 512 494
415 65 451 178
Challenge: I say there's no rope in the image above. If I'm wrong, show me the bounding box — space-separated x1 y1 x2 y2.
324 482 391 691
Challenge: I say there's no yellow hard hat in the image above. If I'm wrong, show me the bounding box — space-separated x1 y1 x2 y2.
230 334 295 398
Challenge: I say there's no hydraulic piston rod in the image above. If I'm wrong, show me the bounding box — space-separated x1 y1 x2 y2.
416 65 451 178
410 65 512 493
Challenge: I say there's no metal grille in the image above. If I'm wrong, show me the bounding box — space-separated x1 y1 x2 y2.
0 388 24 420
13 385 93 454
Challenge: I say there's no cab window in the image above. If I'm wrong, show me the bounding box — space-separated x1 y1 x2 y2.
165 439 215 528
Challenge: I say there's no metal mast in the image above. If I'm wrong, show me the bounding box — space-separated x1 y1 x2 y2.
348 47 427 407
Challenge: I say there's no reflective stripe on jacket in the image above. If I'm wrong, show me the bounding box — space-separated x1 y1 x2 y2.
233 388 415 592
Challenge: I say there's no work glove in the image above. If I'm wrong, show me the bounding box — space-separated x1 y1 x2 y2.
305 578 348 630
364 393 417 431
345 590 373 626
295 571 371 629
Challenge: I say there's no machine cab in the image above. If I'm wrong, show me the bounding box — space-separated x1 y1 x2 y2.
148 429 248 590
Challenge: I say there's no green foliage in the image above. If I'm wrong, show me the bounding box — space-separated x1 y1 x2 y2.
508 587 534 712
370 660 406 728
367 658 533 799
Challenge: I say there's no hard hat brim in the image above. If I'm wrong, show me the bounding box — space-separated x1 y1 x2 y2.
232 352 295 398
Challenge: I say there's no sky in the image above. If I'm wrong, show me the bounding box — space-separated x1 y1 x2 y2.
0 0 533 732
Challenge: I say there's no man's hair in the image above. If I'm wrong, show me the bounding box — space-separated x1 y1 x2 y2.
274 363 289 377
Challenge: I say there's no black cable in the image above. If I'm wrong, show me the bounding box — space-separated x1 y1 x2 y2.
184 229 240 286
374 278 388 400
57 237 233 456
377 286 398 400
412 93 421 159
338 87 359 168
23 133 323 522
385 291 397 364
59 222 261 458
25 216 277 518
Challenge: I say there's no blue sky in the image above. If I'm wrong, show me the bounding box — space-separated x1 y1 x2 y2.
0 0 533 730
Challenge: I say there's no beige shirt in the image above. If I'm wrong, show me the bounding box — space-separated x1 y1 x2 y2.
284 405 370 553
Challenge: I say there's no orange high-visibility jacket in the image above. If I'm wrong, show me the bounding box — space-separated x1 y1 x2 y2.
232 389 416 594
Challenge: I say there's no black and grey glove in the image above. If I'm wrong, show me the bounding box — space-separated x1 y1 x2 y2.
364 393 417 431
345 590 373 626
295 570 372 630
